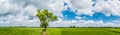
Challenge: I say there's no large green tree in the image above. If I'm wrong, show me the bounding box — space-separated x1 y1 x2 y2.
36 9 58 31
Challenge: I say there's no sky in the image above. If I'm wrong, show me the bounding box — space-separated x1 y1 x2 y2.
0 0 120 27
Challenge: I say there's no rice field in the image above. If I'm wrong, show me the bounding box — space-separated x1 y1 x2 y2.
0 28 120 35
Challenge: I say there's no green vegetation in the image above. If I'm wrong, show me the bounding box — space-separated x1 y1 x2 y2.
0 28 120 35
62 28 120 35
36 9 58 31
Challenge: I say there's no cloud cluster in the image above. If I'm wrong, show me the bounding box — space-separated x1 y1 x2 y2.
0 0 39 27
93 0 120 16
70 0 93 16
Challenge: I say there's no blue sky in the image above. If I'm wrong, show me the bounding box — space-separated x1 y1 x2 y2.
62 7 120 22
0 0 120 27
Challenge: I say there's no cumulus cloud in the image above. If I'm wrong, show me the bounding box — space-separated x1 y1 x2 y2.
7 0 71 17
93 0 120 16
0 0 39 27
49 19 120 27
69 0 93 16
0 14 40 27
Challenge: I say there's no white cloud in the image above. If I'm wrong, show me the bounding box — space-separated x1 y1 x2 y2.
75 16 82 19
49 20 120 27
69 0 93 16
0 0 39 27
7 0 71 17
0 14 40 27
93 0 120 16
49 0 66 17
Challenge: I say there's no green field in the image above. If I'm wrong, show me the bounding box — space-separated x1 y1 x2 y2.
0 28 120 35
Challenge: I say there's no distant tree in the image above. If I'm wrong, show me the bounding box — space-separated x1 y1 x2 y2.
70 26 73 28
36 9 58 31
70 26 76 28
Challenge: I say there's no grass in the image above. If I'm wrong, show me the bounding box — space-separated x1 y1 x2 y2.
61 28 120 35
0 28 41 35
0 28 120 35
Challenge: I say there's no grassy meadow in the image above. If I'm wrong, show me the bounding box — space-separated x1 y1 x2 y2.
0 28 120 35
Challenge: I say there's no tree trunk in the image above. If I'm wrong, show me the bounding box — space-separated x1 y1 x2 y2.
44 25 47 31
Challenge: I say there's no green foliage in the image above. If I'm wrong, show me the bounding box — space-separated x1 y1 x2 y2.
36 9 58 29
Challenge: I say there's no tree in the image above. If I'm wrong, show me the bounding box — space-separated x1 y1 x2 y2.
36 9 58 31
70 26 76 28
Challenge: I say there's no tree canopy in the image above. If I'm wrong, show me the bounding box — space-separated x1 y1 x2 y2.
36 9 58 30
